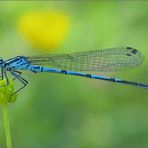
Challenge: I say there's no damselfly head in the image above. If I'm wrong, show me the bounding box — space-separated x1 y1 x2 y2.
0 58 4 67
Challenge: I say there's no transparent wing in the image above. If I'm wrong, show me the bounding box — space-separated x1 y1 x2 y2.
26 47 144 72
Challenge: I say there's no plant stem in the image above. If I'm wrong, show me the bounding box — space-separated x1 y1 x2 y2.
2 104 12 148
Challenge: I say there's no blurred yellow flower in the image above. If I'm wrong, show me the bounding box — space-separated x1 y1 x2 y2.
18 11 70 51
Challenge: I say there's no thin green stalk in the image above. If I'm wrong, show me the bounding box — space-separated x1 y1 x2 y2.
2 104 12 148
0 78 17 148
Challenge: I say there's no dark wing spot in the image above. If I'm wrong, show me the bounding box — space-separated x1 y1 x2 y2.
126 47 138 54
126 47 133 50
131 49 138 54
126 53 132 56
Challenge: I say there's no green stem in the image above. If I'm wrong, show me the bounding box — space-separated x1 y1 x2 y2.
2 104 12 148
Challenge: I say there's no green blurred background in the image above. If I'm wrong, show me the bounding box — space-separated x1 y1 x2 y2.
0 1 148 148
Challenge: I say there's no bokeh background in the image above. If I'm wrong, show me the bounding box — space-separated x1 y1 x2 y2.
0 1 148 148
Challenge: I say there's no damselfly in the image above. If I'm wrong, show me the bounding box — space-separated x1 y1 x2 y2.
0 46 147 100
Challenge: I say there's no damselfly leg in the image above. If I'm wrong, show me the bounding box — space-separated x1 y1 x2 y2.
12 71 22 81
0 68 9 87
10 71 28 101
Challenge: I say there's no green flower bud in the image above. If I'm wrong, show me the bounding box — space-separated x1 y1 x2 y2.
0 78 17 105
